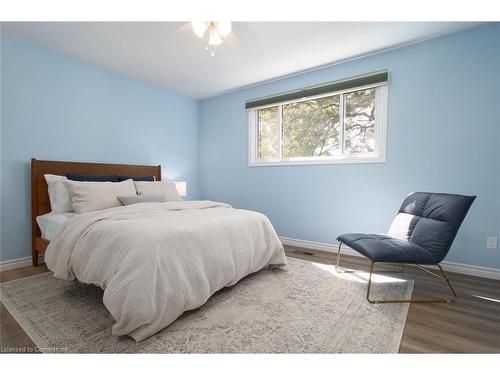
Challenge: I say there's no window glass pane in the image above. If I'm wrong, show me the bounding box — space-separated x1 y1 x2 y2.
258 107 280 158
282 95 340 158
344 88 376 154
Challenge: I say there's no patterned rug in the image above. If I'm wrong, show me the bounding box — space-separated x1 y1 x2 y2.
0 258 412 353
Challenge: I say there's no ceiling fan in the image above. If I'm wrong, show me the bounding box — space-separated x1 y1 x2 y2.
191 21 232 57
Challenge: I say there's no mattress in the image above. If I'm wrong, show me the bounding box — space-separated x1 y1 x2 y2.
36 212 77 241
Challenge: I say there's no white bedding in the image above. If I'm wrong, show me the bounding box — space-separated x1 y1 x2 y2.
45 200 286 341
36 212 77 241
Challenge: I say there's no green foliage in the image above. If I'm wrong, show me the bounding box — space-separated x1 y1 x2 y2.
344 89 376 154
257 88 376 159
258 106 279 158
283 95 340 157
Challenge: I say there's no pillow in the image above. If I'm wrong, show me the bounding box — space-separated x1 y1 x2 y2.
63 179 136 213
134 181 182 201
117 175 155 182
66 173 119 182
117 194 166 206
44 174 74 213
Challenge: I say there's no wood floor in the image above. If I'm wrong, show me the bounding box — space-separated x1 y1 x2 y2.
1 246 499 353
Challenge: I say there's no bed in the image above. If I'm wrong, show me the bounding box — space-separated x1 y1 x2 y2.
31 158 287 341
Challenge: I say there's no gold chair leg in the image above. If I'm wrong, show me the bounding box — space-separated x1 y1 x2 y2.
366 262 458 304
335 242 356 273
437 264 458 301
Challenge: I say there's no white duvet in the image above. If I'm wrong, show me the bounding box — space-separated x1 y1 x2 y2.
45 201 287 341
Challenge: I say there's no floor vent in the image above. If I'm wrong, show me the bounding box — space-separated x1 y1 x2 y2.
294 250 315 256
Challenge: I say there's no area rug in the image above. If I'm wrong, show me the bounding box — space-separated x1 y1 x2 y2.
0 258 412 353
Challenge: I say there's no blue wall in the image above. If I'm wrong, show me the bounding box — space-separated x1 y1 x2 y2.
199 24 500 269
1 34 200 262
2 25 499 268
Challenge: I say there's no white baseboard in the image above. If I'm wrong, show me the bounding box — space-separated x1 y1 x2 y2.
0 255 44 272
280 236 500 281
435 261 500 281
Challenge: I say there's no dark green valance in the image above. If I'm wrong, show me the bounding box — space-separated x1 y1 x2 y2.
245 70 388 110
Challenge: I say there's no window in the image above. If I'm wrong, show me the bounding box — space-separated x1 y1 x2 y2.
248 72 388 166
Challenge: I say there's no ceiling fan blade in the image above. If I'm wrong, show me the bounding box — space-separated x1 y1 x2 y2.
222 32 238 47
163 22 194 38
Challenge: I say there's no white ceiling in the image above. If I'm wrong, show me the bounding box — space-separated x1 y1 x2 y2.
2 22 480 99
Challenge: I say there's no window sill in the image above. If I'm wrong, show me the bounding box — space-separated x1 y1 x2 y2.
248 156 386 167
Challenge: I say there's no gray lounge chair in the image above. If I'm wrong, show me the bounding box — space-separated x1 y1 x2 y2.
337 192 476 303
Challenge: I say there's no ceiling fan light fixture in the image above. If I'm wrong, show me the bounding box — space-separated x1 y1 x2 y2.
191 21 232 57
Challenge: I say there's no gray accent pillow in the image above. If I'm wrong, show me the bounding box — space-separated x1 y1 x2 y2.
134 181 183 201
117 194 166 206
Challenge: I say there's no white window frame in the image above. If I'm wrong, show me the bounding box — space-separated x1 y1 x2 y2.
248 84 388 167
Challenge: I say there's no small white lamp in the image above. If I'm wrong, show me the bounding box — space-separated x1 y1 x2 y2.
174 181 187 197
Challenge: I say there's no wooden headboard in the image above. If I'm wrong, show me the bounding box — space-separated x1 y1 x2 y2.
31 158 161 266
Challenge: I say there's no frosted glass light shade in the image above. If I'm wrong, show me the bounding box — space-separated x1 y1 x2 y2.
174 181 187 197
191 22 208 38
208 28 223 45
216 21 232 37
